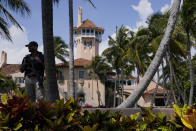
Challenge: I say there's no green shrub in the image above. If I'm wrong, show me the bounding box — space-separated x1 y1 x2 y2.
0 91 195 130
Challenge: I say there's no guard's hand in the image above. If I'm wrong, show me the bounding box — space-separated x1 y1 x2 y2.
34 56 41 63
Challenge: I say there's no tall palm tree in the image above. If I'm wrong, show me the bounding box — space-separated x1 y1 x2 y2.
180 0 196 106
125 28 152 84
54 36 69 63
68 0 95 99
68 0 74 98
0 0 30 40
86 56 110 107
102 26 130 105
117 0 182 108
42 0 60 102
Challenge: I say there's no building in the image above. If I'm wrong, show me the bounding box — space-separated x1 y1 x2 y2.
0 7 169 107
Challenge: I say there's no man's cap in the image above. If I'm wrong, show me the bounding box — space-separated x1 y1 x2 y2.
25 41 38 47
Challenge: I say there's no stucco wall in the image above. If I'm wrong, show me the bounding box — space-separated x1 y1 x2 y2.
57 67 105 107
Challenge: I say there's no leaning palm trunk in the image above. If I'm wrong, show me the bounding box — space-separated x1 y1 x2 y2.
68 0 74 98
187 31 194 106
117 0 181 108
166 51 177 104
150 69 160 107
42 0 60 102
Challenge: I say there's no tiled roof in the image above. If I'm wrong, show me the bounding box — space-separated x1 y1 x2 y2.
73 19 104 31
144 87 168 94
0 64 20 77
56 58 91 67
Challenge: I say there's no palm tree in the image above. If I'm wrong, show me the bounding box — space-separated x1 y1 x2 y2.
126 28 152 84
117 0 182 108
68 0 74 98
180 0 196 106
54 36 69 63
68 0 95 99
42 0 60 102
0 0 30 40
147 12 187 105
102 26 130 105
86 56 110 107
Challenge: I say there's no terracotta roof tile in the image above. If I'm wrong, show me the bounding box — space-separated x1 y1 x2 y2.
56 58 91 67
144 87 169 94
74 19 104 31
0 64 21 77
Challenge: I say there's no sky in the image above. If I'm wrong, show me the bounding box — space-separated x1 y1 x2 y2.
0 0 194 64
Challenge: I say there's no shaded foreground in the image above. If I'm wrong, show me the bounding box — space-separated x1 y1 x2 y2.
0 92 195 130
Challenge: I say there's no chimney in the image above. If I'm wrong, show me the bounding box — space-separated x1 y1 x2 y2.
77 7 82 27
0 51 7 68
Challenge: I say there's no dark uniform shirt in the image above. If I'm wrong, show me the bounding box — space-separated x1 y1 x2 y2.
21 51 44 78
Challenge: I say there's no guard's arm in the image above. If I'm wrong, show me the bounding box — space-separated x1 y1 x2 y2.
20 58 26 73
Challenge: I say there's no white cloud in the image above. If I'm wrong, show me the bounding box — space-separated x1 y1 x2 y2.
0 26 29 64
99 40 109 56
161 4 170 14
131 0 153 31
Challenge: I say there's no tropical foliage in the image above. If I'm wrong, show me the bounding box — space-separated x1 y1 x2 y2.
0 0 30 40
0 75 19 94
1 92 196 130
54 36 69 63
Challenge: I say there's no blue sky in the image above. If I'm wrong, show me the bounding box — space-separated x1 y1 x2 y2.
0 0 188 64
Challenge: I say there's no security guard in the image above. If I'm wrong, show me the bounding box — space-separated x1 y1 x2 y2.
20 41 45 102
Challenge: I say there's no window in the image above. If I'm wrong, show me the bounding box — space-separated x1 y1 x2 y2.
131 80 136 85
89 41 92 48
127 80 131 86
84 41 87 47
86 29 90 33
57 71 64 80
79 71 85 79
15 77 24 84
155 98 165 106
91 29 94 33
127 80 136 86
123 80 126 85
58 80 64 85
64 92 68 99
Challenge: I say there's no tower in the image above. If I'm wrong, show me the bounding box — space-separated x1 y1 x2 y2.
74 7 104 60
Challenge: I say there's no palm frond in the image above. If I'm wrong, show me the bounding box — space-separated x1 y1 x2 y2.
0 16 11 40
0 0 30 16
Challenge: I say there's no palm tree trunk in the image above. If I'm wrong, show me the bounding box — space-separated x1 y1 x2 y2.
172 65 186 104
121 68 124 103
117 0 181 108
91 77 93 99
113 78 116 107
187 31 194 106
41 0 60 102
166 51 177 104
97 79 100 107
68 0 74 98
161 62 169 106
150 68 160 107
